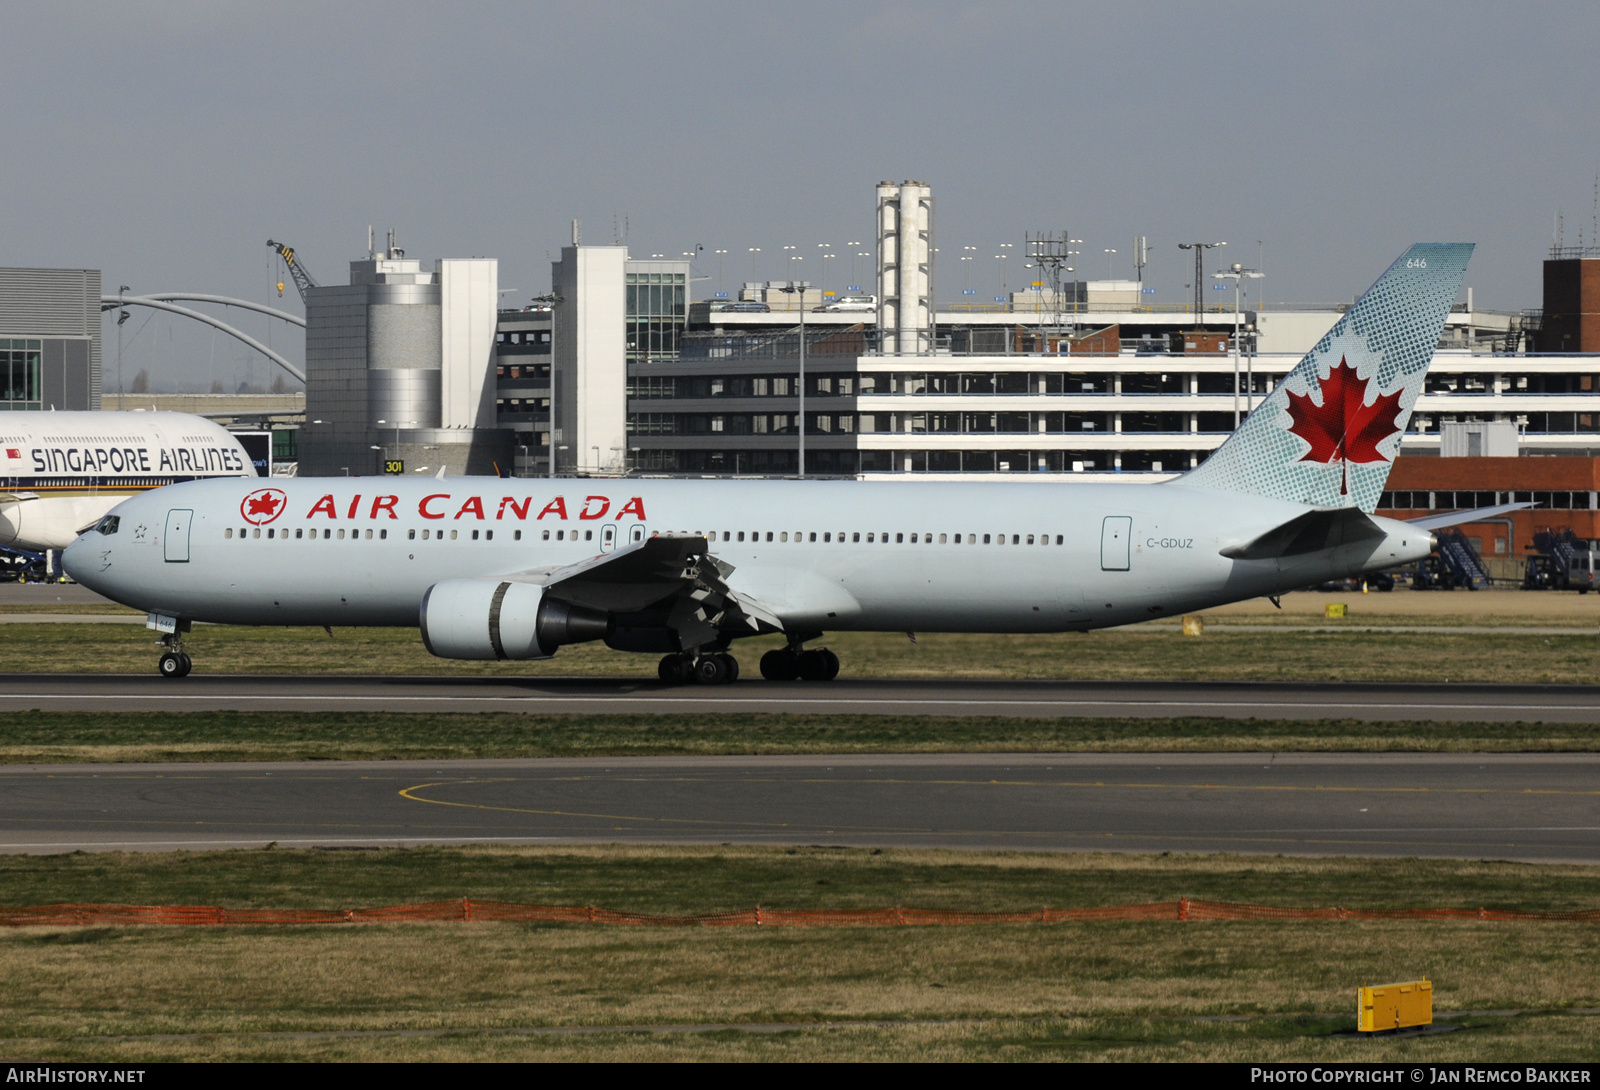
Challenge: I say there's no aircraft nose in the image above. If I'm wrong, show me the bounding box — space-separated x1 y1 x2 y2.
60 535 92 582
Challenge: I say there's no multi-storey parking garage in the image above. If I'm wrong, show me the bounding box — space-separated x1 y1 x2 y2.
625 344 1600 478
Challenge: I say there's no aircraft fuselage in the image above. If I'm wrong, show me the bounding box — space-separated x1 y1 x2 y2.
65 475 1431 635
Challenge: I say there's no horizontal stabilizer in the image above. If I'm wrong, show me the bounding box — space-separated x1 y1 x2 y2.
1221 507 1388 561
1405 502 1533 532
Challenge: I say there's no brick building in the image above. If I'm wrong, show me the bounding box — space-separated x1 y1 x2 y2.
1378 456 1600 559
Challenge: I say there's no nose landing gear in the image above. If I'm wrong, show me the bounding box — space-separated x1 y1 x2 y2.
156 634 192 678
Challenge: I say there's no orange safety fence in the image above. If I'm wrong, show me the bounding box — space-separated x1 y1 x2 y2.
1 897 1598 928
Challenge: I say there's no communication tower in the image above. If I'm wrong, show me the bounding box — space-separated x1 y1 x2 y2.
1024 230 1078 332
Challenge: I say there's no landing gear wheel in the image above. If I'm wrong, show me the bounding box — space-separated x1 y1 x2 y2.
658 653 692 684
693 654 730 685
760 649 801 681
158 652 188 679
796 649 840 681
719 653 739 683
178 653 193 677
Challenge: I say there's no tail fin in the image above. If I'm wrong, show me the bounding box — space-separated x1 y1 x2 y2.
1174 243 1473 512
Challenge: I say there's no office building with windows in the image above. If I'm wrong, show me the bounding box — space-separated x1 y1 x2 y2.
300 242 508 477
0 267 102 411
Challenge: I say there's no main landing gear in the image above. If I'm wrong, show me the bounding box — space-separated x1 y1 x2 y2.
657 651 740 686
758 645 839 682
656 640 842 686
156 634 192 678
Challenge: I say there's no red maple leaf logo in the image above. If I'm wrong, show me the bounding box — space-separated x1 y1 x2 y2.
1284 357 1404 494
247 493 281 516
240 488 287 525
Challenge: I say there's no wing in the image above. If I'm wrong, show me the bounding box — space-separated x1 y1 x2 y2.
1404 501 1533 531
500 533 785 648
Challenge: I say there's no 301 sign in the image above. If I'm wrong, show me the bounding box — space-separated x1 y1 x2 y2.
384 460 404 475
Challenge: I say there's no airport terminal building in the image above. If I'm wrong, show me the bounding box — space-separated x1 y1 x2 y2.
0 267 102 412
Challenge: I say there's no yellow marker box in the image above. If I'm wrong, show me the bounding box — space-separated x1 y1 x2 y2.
1358 979 1432 1033
1325 603 1348 618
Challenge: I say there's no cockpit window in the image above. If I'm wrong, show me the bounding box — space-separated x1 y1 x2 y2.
94 515 119 535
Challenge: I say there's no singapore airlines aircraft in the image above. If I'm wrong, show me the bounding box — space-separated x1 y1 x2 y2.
67 244 1506 681
1 412 255 558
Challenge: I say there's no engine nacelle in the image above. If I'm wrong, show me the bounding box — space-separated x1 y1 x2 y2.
419 579 611 660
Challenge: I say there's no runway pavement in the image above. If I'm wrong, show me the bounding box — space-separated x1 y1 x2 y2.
1 753 1595 861
3 673 1600 721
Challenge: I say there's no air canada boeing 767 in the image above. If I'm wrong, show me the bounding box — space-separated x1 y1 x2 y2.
65 243 1512 681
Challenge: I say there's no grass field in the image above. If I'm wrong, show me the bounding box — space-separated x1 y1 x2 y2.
5 620 1600 684
1 847 1596 1061
2 594 1594 1061
0 710 1596 764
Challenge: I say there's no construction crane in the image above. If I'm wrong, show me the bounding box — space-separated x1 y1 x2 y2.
266 240 319 303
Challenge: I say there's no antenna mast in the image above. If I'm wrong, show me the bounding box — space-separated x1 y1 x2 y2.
1025 230 1074 334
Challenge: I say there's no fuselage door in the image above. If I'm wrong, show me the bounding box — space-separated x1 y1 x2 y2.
1100 516 1131 572
629 524 645 544
163 509 193 563
601 524 617 553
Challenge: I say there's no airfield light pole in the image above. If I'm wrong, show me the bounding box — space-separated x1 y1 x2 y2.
1178 241 1226 321
116 285 130 410
377 418 416 472
780 274 811 478
1212 263 1263 426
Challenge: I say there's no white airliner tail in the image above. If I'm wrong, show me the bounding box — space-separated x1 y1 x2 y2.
1173 243 1473 513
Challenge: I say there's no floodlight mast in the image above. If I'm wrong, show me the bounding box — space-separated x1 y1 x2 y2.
779 278 811 477
1177 241 1226 321
1212 262 1265 426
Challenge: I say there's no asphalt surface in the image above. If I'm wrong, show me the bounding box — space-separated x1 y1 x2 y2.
2 753 1596 861
4 673 1600 721
0 585 113 605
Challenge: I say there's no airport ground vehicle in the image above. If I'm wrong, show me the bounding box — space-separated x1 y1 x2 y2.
814 296 876 312
1311 572 1396 592
67 245 1514 681
1565 541 1600 593
1521 528 1598 592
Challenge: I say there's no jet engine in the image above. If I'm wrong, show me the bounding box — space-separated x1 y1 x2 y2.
419 579 611 660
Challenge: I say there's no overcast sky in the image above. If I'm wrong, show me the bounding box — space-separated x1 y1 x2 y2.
4 2 1598 391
